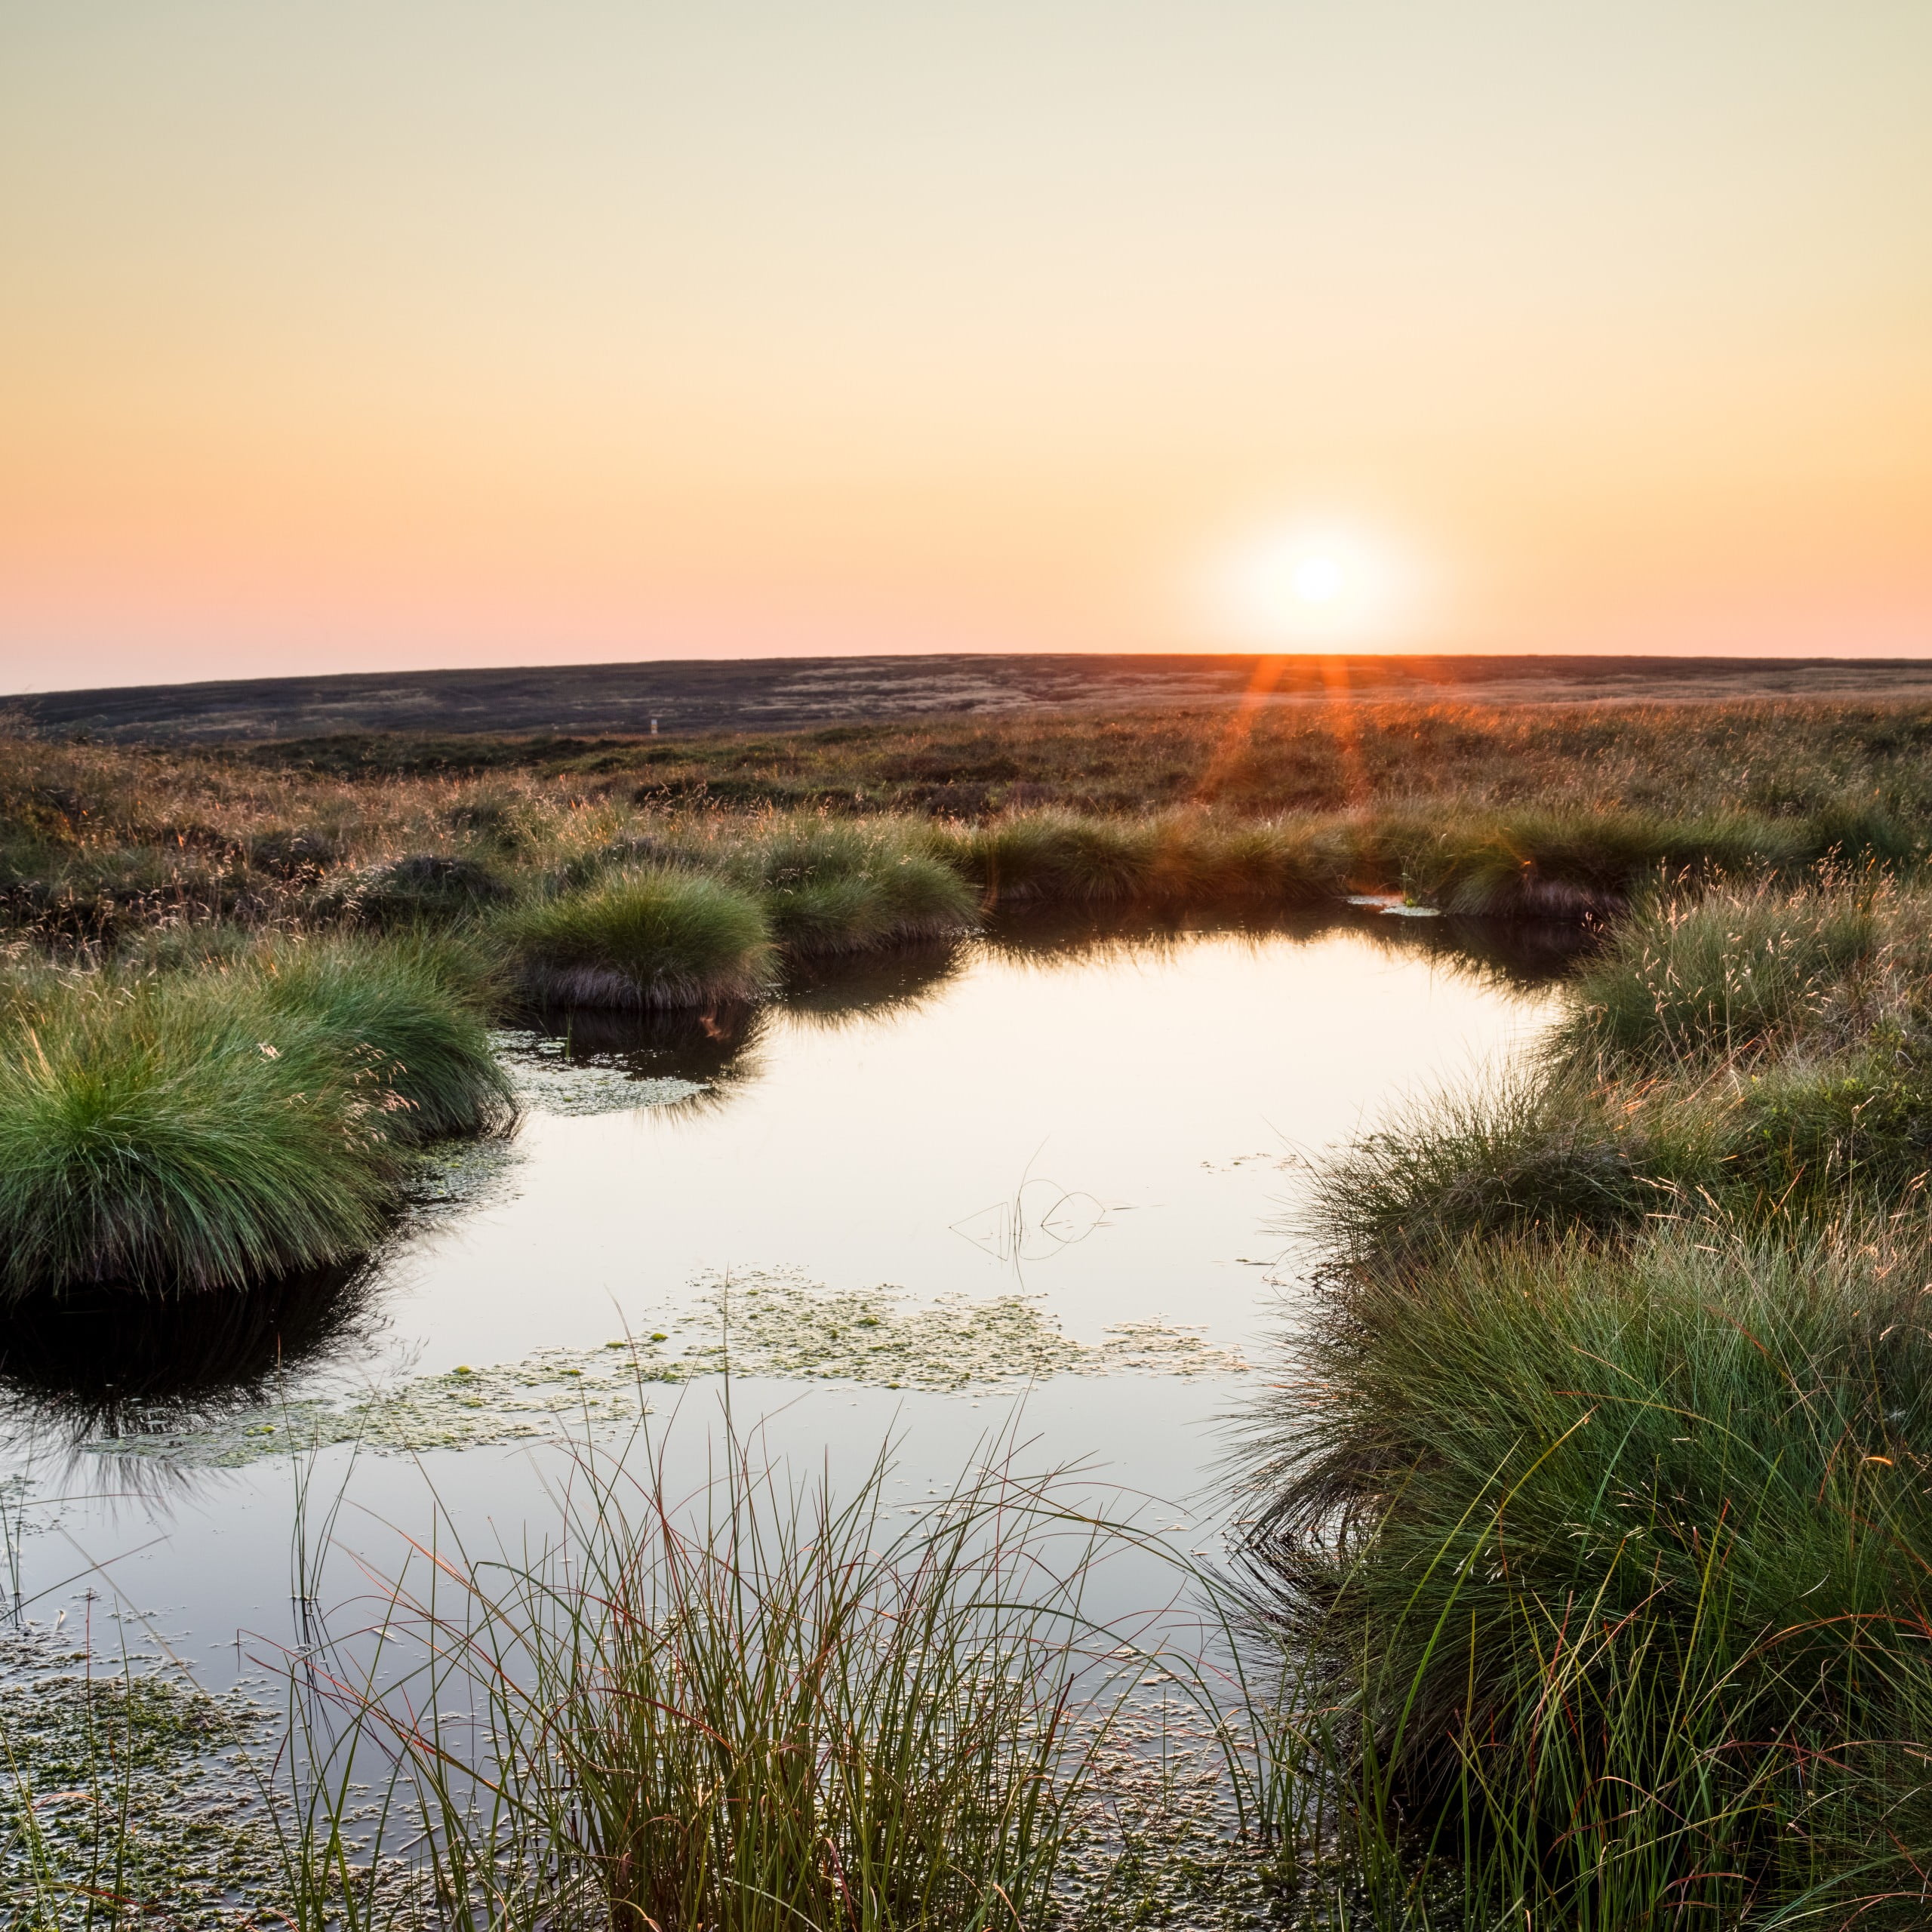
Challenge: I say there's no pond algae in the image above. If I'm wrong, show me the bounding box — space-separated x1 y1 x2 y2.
83 1268 1248 1468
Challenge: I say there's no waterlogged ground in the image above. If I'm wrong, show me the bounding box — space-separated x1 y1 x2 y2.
0 910 1566 1921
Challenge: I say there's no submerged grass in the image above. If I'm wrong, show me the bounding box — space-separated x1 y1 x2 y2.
74 1267 1251 1468
0 1624 283 1929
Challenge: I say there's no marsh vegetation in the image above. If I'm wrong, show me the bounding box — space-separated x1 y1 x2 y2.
5 700 1932 1924
2 697 1924 1297
1237 876 1932 1925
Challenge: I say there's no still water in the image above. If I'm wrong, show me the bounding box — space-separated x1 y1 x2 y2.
0 910 1568 1683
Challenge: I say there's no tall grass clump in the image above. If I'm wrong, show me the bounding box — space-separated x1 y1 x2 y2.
726 820 980 956
1312 1073 1658 1263
1245 876 1932 1921
946 811 1340 911
953 812 1161 905
0 972 398 1298
286 1436 1149 1932
0 934 509 1297
1317 881 1932 1263
504 866 775 1008
1561 878 1890 1067
1384 806 1797 919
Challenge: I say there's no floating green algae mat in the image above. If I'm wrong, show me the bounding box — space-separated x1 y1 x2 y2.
84 1269 1250 1467
0 1629 284 1928
489 1026 709 1118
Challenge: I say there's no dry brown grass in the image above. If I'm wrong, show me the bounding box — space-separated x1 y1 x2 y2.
4 696 1929 945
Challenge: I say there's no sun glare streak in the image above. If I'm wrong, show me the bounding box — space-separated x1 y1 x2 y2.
1315 653 1370 811
1191 653 1288 803
1188 648 1375 810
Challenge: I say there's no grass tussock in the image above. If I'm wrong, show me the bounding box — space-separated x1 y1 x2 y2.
0 936 507 1298
722 821 980 956
943 810 1354 911
244 931 512 1141
1558 879 1893 1067
504 866 776 1009
1320 878 1932 1260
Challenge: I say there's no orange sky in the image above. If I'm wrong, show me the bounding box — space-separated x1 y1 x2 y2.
4 1 1931 691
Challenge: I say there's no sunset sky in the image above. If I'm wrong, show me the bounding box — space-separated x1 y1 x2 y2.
4 1 1930 691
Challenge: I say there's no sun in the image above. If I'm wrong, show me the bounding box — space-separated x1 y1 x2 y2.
1289 552 1346 606
1199 519 1420 647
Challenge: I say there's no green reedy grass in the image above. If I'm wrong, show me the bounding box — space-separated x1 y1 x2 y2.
1561 880 1893 1067
1249 875 1932 1922
1244 1221 1932 1927
946 811 1337 909
1315 1049 1932 1267
242 930 513 1142
1312 1075 1658 1263
953 811 1165 903
504 865 777 1009
1385 805 1800 918
281 1432 1198 1932
1320 881 1932 1263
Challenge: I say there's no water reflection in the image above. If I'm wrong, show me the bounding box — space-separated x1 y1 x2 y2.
0 912 1579 1460
512 995 772 1096
0 1262 382 1443
0 912 1572 1664
779 937 971 1030
503 912 1588 1107
507 934 972 1093
977 902 1595 990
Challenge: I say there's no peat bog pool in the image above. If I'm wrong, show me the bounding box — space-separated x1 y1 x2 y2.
0 909 1570 1699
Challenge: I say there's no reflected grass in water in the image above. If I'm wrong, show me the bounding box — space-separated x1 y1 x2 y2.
0 1263 383 1445
977 901 1593 996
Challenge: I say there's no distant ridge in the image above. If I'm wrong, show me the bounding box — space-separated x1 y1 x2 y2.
14 652 1932 743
